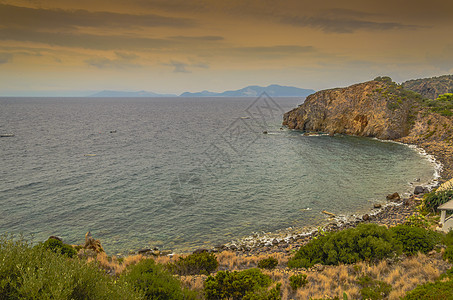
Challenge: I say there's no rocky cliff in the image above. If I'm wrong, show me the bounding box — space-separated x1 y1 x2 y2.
403 75 453 99
283 76 453 179
283 78 415 139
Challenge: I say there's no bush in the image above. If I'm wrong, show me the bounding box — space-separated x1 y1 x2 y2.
167 252 218 275
403 278 453 299
204 268 278 300
288 224 398 268
357 276 392 300
390 225 441 255
404 214 430 229
0 234 140 299
242 283 281 300
119 258 196 300
424 190 453 212
41 238 77 258
257 257 278 270
444 230 453 246
289 274 308 290
443 246 453 262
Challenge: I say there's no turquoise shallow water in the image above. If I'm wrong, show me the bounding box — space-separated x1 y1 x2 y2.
0 97 437 254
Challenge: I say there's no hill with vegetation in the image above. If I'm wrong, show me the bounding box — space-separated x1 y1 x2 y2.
403 75 453 100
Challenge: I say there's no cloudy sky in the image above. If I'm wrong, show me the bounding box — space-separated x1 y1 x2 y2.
0 0 452 96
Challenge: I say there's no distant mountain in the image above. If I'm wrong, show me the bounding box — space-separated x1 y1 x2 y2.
180 84 315 97
89 90 177 97
403 75 453 99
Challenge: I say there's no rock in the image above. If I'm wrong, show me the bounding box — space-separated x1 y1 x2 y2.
137 248 152 255
83 232 104 253
414 186 425 194
263 131 268 134
322 210 336 217
214 244 225 250
283 80 413 140
373 204 382 209
229 245 238 251
386 192 401 201
193 248 208 254
363 214 370 221
272 239 279 245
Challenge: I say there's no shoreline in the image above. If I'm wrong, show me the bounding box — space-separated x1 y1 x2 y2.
204 137 444 256
130 136 447 258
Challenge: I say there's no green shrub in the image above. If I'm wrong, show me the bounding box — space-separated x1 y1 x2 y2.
167 252 218 275
0 234 140 299
289 274 308 290
257 257 278 270
119 258 196 300
443 246 453 262
403 278 453 299
204 268 277 300
357 276 392 300
404 214 430 229
41 238 77 258
288 224 397 268
444 230 453 246
374 76 393 83
390 225 441 255
242 283 281 300
424 190 453 212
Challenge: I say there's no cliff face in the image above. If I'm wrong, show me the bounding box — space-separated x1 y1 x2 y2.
283 77 453 179
403 75 453 100
283 80 414 140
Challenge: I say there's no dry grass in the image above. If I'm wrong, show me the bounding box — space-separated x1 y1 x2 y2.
182 251 450 300
216 251 288 271
88 250 450 299
88 252 182 275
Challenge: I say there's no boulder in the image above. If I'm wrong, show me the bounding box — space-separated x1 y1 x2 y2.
414 186 425 194
386 192 401 201
363 214 370 221
83 231 104 253
192 248 208 254
137 248 152 255
373 204 382 209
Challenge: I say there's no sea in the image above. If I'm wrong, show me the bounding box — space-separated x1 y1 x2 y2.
0 96 438 254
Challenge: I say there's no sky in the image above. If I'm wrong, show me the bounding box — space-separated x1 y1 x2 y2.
0 0 452 96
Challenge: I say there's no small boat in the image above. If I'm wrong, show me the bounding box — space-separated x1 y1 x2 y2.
0 134 14 138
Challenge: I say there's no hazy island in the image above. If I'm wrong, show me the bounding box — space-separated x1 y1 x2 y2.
3 75 453 299
89 84 315 98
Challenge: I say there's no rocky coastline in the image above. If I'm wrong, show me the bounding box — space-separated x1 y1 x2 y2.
72 76 453 259
185 77 453 258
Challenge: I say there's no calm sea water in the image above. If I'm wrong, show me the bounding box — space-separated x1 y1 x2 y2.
0 97 436 254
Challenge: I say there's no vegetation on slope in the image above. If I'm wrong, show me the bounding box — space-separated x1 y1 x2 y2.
0 234 195 300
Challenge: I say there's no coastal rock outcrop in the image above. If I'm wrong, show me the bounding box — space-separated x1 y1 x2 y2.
283 75 453 179
83 231 104 253
283 78 413 139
